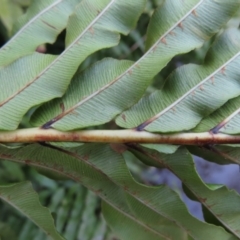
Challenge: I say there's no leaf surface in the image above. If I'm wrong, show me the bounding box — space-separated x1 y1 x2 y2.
56 143 240 239
0 0 80 66
129 144 240 238
0 144 185 239
0 0 145 130
188 144 240 165
102 200 169 240
32 0 240 130
0 144 234 239
116 28 240 132
0 53 57 130
194 95 240 134
0 181 64 240
31 58 134 130
140 143 179 154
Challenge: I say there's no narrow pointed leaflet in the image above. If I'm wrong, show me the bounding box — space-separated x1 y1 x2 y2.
0 182 64 240
0 0 81 66
31 0 240 131
128 144 240 238
194 95 240 134
188 144 240 165
116 28 240 132
31 59 134 130
0 144 187 240
0 143 235 239
0 0 145 130
66 144 237 240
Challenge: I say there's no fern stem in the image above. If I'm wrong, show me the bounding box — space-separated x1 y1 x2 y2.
0 128 240 145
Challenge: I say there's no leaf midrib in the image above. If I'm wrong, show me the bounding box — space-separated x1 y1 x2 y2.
0 0 115 108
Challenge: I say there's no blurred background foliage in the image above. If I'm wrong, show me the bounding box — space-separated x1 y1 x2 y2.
1 1 240 239
0 0 32 40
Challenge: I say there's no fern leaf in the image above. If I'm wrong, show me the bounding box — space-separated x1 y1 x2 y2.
102 198 183 240
0 182 64 240
129 144 240 238
0 0 80 66
31 0 240 131
116 28 240 132
31 58 134 130
0 143 234 239
0 0 145 130
194 95 240 134
188 145 240 165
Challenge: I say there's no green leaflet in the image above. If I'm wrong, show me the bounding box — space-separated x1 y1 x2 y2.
0 0 146 131
0 0 81 66
47 142 84 148
188 144 240 165
140 143 179 154
31 0 240 131
0 174 107 240
116 28 240 132
102 199 171 240
71 144 237 240
129 144 240 238
0 53 57 130
193 95 240 134
182 183 227 231
145 0 198 50
0 182 64 240
30 58 135 130
0 144 186 239
103 191 192 240
0 143 234 239
1 1 240 238
115 0 240 130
